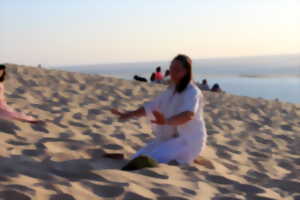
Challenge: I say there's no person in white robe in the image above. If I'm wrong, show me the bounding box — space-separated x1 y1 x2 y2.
111 54 207 165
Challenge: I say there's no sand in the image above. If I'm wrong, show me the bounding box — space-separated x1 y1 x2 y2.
0 63 299 200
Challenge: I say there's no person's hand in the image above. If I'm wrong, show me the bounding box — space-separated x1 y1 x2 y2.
151 110 166 125
111 109 132 120
29 119 45 124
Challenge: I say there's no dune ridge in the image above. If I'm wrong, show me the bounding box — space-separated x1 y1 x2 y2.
0 64 299 200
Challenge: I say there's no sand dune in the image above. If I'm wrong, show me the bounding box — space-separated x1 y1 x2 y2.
0 64 299 200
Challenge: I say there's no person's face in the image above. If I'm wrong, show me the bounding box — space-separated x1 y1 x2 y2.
169 60 186 84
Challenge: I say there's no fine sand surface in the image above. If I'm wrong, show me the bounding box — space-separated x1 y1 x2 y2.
0 64 299 200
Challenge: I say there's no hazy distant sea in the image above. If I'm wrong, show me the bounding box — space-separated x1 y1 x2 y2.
55 55 300 104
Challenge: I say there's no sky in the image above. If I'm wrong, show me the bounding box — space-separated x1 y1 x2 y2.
0 0 299 66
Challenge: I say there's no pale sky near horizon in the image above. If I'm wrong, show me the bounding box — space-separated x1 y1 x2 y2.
0 0 299 66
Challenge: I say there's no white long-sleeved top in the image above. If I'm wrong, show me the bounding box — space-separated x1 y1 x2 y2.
132 82 207 164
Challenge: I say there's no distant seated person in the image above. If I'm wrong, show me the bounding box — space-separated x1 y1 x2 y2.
211 83 223 93
164 69 170 78
150 73 156 82
163 69 171 84
133 75 148 82
154 66 164 83
198 79 210 91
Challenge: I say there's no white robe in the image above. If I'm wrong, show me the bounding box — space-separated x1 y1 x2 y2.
132 82 207 164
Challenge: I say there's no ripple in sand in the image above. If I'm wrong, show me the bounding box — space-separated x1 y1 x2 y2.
68 120 88 128
4 184 35 196
51 115 68 128
111 133 126 140
50 162 102 181
22 149 44 157
0 120 21 135
249 196 277 200
234 183 265 194
157 196 190 200
15 87 26 94
49 193 76 200
31 123 49 134
123 192 152 200
137 169 169 179
81 182 124 198
268 179 300 193
280 124 293 131
7 93 26 100
212 197 242 200
277 159 294 170
6 139 30 146
226 139 241 146
205 175 237 185
72 112 82 120
86 148 106 159
104 143 123 150
216 186 232 194
181 187 197 195
0 190 31 200
253 136 276 147
150 188 168 196
87 108 102 115
244 170 271 184
59 131 74 139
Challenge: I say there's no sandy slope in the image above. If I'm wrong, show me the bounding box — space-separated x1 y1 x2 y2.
0 64 299 200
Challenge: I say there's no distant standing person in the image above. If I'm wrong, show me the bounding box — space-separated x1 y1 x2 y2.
154 66 164 82
198 79 210 91
0 64 42 123
211 83 222 92
111 54 207 169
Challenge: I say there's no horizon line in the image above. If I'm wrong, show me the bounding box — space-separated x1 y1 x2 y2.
51 52 300 68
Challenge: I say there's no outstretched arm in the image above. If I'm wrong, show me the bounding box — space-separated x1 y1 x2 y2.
111 107 146 120
151 110 194 126
9 111 42 123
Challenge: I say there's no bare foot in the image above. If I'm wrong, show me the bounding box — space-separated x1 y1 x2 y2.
194 156 215 169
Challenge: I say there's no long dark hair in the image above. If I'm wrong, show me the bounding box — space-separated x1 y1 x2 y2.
0 64 6 82
173 54 192 93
